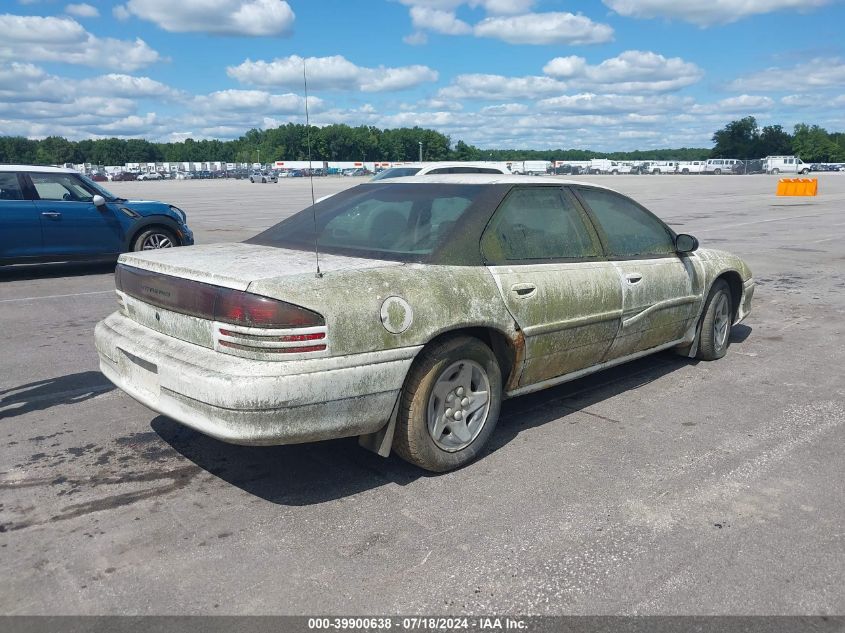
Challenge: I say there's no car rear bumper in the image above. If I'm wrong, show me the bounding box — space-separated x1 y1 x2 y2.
95 312 420 445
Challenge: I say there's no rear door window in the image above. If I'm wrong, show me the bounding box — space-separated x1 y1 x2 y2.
481 187 600 263
574 187 676 258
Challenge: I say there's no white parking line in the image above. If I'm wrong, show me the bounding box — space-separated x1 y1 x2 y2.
0 290 113 303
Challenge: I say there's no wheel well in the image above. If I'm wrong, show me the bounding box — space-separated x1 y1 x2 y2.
422 327 517 386
129 223 180 249
715 271 743 321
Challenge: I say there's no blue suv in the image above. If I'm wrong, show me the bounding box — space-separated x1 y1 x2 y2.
0 165 194 264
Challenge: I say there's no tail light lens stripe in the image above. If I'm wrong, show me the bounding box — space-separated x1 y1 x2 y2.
217 329 325 342
219 340 327 354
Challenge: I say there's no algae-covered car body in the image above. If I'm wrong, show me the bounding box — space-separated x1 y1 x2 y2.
95 175 754 471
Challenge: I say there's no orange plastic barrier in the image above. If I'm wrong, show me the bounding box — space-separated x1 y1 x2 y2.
776 178 818 196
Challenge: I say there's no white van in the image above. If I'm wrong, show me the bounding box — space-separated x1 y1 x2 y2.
648 161 678 174
678 161 706 174
764 156 810 175
704 159 741 174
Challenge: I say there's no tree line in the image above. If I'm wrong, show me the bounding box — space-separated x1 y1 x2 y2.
1 118 842 166
711 117 845 162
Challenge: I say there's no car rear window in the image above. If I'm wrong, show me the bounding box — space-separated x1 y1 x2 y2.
370 167 422 181
247 183 487 262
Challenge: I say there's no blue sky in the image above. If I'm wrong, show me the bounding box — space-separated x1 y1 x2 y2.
1 0 844 151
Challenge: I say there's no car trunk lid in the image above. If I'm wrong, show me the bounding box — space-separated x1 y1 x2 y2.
114 242 399 354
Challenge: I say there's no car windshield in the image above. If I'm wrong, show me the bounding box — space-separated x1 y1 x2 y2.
247 183 486 262
370 167 422 181
78 174 119 200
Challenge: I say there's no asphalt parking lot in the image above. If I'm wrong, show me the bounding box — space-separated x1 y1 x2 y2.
1 174 843 615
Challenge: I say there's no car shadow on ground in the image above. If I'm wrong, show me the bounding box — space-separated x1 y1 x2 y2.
152 333 759 506
0 371 115 420
0 260 116 281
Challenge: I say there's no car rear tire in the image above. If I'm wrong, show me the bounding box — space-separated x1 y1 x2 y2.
132 227 177 252
393 336 502 472
697 280 732 361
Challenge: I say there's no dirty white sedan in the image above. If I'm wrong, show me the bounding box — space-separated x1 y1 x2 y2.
95 175 754 471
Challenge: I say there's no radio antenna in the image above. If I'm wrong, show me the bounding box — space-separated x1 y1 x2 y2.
304 61 322 278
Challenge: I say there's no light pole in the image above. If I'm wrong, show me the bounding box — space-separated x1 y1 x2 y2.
418 141 423 163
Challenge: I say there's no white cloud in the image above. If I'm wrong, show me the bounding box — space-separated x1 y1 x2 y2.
65 3 99 18
474 12 613 45
541 56 587 78
403 31 428 45
85 74 182 100
537 92 687 114
438 73 569 100
121 0 295 36
481 103 529 116
0 62 180 108
602 0 833 26
113 4 130 20
398 0 535 15
228 55 438 92
727 58 845 92
544 50 703 92
0 14 161 71
410 6 471 34
781 94 816 107
690 95 775 114
193 89 323 114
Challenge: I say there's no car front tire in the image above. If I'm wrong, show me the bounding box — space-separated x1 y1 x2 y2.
697 280 732 361
394 336 502 472
132 227 178 252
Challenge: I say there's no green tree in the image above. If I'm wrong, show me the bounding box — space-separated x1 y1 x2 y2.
711 116 759 158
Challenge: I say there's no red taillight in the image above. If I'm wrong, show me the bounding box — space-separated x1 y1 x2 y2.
116 264 324 329
214 288 322 328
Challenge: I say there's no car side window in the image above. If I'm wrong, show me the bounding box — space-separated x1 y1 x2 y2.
30 174 96 202
481 187 599 263
576 187 675 258
0 173 24 201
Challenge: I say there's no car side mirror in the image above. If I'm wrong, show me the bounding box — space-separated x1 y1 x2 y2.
92 194 106 209
675 233 699 253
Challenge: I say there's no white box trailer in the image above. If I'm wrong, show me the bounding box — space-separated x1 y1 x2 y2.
509 160 549 175
764 156 810 175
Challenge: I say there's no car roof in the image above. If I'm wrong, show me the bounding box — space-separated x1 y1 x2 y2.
0 164 78 173
366 173 617 191
417 162 509 174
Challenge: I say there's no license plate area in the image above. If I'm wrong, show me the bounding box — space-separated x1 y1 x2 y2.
119 348 160 397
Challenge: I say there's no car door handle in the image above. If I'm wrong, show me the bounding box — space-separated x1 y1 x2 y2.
511 283 537 297
41 211 62 219
625 273 643 284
